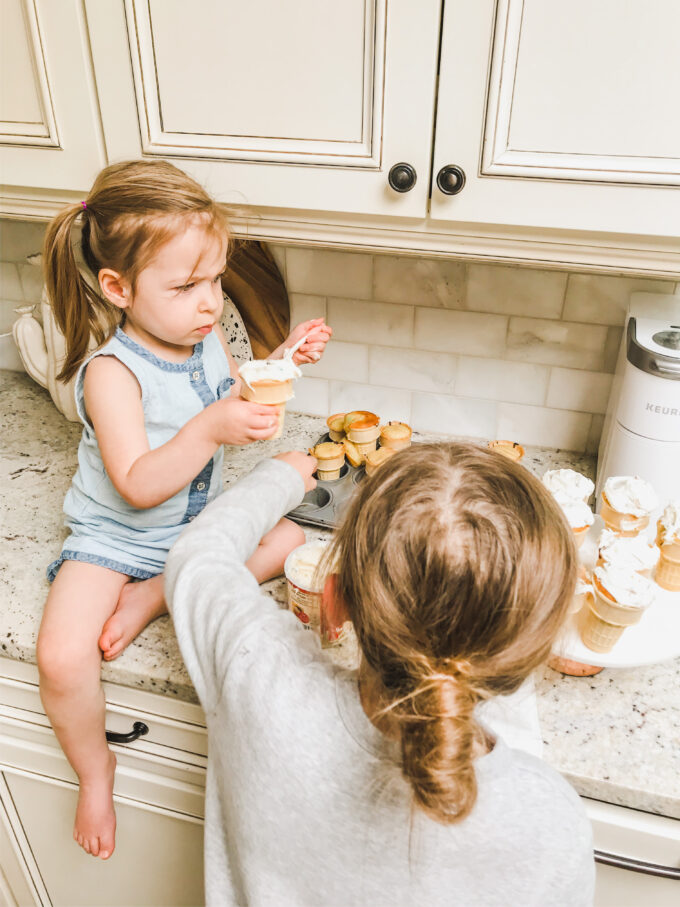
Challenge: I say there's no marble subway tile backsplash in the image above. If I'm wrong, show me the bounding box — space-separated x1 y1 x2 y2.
2 216 678 453
279 245 677 452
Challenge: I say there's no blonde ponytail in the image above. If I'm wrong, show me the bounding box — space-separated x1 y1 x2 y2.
328 442 577 825
43 203 118 382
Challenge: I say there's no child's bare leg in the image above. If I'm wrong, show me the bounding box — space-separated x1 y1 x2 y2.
247 517 306 583
37 561 129 859
99 573 167 662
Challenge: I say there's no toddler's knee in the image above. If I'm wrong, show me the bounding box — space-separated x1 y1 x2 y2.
37 632 86 692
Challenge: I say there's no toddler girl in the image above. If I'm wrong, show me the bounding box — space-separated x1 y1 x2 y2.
37 159 330 861
165 443 594 906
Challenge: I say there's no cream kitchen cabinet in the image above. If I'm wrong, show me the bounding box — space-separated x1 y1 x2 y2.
0 0 106 207
587 799 680 906
0 658 206 907
2 0 680 274
83 0 441 221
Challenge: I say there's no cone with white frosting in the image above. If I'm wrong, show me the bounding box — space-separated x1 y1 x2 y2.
599 476 658 537
552 492 594 549
597 529 660 579
578 565 656 653
239 356 301 439
656 503 680 591
543 468 594 505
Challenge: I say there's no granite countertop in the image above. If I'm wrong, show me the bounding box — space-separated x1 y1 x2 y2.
1 371 678 819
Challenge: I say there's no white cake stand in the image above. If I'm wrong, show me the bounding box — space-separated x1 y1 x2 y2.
551 515 680 669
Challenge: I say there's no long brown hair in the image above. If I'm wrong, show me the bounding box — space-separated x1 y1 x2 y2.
43 159 231 381
326 442 576 825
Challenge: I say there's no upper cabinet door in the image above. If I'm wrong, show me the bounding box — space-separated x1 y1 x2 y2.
431 0 680 240
0 0 105 192
86 0 441 218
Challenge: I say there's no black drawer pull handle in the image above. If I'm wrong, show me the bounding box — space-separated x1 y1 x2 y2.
594 848 680 879
105 721 149 744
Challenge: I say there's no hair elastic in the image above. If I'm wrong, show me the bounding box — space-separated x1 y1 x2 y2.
81 201 87 210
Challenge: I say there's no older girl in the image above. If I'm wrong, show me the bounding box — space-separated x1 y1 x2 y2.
37 159 330 860
166 443 594 906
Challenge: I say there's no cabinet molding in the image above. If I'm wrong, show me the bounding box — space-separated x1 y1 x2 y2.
0 0 59 148
126 0 387 169
483 1 680 187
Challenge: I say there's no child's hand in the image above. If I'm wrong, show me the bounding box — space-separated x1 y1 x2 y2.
286 318 332 365
275 451 318 492
209 397 279 446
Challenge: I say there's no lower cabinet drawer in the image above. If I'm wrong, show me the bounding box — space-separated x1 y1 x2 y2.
585 798 680 906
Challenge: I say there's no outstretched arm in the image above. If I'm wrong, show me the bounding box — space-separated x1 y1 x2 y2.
83 355 278 509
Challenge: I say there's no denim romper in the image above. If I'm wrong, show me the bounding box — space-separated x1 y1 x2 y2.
47 326 235 581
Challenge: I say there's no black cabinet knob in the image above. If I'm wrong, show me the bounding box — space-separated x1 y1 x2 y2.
388 162 417 193
436 164 466 195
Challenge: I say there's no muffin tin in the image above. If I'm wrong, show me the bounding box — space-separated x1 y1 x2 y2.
287 434 365 529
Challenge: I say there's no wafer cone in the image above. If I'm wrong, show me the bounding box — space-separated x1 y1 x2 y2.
572 525 589 549
577 577 644 653
656 524 680 559
240 378 294 439
656 548 680 591
310 442 345 481
600 493 649 537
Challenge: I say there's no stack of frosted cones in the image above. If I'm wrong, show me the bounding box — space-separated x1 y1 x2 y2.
578 567 655 653
310 441 346 480
656 503 680 591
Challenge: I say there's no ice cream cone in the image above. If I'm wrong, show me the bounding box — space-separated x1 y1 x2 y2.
487 440 524 462
600 493 650 537
345 411 380 443
578 575 645 653
656 548 680 591
326 413 347 442
572 525 589 548
310 441 345 481
365 446 397 476
354 438 378 457
599 477 657 537
379 421 412 450
239 357 301 441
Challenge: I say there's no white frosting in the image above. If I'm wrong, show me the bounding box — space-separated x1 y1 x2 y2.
659 502 680 543
598 529 660 571
553 491 595 529
542 468 594 502
284 541 329 592
575 575 592 596
238 355 302 388
602 476 658 517
594 565 657 610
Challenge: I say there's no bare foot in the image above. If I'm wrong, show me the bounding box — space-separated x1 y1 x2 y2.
98 574 167 661
74 751 117 859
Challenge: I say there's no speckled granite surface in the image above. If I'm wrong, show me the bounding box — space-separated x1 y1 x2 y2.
2 371 678 818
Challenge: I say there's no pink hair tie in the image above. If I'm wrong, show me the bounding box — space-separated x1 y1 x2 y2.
81 201 87 210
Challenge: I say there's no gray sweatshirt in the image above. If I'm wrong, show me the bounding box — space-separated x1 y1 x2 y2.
165 459 595 907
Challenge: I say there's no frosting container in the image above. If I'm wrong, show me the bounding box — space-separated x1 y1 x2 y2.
283 541 329 631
